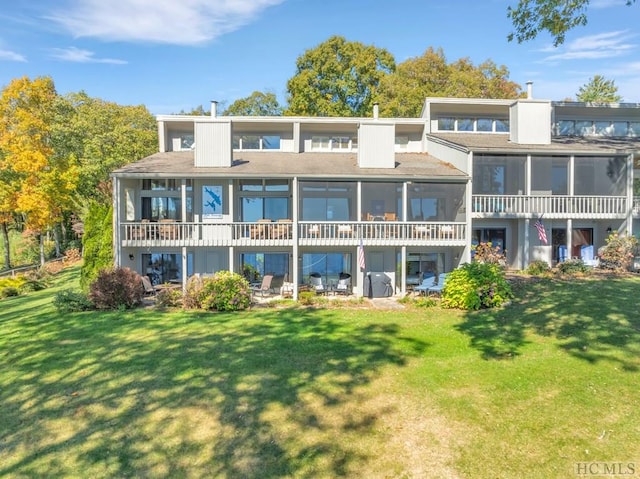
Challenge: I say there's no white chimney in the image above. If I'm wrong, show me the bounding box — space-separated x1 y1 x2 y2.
210 100 218 117
373 102 379 119
526 81 533 99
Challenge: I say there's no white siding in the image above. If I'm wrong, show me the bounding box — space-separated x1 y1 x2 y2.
194 120 232 167
358 122 395 168
510 100 552 145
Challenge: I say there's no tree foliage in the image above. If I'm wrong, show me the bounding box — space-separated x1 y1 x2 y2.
377 48 522 117
224 91 282 116
286 36 395 117
508 0 636 46
80 202 113 291
54 91 157 203
576 75 622 103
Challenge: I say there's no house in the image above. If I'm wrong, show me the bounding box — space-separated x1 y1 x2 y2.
111 84 640 298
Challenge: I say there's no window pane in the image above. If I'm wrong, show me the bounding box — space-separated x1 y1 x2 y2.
242 135 260 149
612 121 628 136
495 119 509 132
457 118 473 131
265 197 288 219
438 118 454 131
594 121 611 136
262 135 281 150
265 179 289 192
332 137 350 150
629 122 640 137
558 120 574 136
575 120 592 136
312 136 330 149
242 197 264 221
477 119 492 132
240 180 263 192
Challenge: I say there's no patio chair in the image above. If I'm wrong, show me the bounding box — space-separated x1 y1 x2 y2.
252 274 273 297
581 245 598 267
413 272 436 296
141 275 157 296
309 273 326 294
558 245 568 262
335 273 352 295
426 273 448 296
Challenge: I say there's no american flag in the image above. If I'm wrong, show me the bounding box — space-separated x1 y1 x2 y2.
358 237 366 271
534 219 548 245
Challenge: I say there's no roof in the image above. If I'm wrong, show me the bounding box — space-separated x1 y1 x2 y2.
428 133 640 155
112 151 468 181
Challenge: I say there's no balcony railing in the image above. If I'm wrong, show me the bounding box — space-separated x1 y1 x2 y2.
634 197 640 216
472 194 628 218
121 221 466 247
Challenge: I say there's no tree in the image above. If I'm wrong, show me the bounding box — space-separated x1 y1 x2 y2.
576 75 622 102
377 48 522 117
286 36 395 117
0 76 78 265
224 91 282 116
508 0 636 46
55 91 157 204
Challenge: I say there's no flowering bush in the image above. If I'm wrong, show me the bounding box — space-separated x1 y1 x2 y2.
557 259 588 275
599 232 638 271
472 242 507 265
200 271 251 311
526 260 551 276
441 262 513 310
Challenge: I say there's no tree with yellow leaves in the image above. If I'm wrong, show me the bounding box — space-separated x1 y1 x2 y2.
0 76 78 266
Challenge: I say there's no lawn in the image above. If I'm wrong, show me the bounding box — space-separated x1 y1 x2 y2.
1 267 640 478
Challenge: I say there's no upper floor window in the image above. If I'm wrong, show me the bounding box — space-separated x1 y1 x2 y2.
395 136 409 150
142 179 192 191
311 135 357 151
233 134 281 150
557 119 638 137
436 116 509 133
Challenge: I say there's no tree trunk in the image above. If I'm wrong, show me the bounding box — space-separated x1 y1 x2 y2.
1 222 11 269
53 225 61 257
39 234 45 266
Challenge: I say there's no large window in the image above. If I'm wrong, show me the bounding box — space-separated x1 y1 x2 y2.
239 179 290 221
241 253 289 282
301 253 351 285
361 182 401 220
300 181 356 221
531 156 568 195
436 117 509 133
473 228 506 254
474 155 525 195
574 156 627 196
407 183 465 221
310 136 357 151
142 253 193 285
140 179 193 221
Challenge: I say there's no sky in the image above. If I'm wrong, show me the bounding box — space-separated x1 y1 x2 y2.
2 0 640 115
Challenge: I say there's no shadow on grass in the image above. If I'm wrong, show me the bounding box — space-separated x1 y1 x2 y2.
456 275 640 368
0 281 429 477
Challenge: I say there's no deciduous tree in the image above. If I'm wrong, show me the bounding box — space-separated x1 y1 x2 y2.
286 36 395 117
508 0 636 46
224 91 282 116
377 48 522 117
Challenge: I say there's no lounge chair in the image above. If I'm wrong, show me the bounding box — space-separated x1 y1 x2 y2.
426 273 448 296
141 275 157 296
581 245 599 267
413 273 436 296
252 274 273 297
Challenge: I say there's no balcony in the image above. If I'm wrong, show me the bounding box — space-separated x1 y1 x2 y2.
121 221 467 248
472 195 628 219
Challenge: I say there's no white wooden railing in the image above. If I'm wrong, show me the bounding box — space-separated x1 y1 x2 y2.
121 220 466 246
472 194 628 217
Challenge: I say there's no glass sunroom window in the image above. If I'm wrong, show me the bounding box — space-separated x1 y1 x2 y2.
300 181 356 220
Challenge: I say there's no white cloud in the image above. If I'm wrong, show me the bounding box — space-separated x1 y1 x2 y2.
48 0 286 45
50 46 127 64
540 30 636 62
0 49 27 62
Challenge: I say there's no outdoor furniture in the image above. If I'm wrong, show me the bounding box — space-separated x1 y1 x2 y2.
581 244 599 267
337 224 352 237
309 273 326 294
141 275 157 296
426 273 448 296
334 273 352 295
252 274 273 297
413 273 436 296
274 219 292 239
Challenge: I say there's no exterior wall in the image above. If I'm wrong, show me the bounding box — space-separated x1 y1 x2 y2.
194 120 232 167
357 122 395 168
509 100 552 145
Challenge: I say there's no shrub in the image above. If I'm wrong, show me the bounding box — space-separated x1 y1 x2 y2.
81 202 113 291
21 267 52 291
298 291 316 305
441 262 513 310
599 232 638 271
414 296 438 308
156 287 183 308
557 259 588 275
472 242 507 265
526 260 551 276
0 286 20 298
89 267 143 310
183 275 204 309
200 271 251 311
53 290 94 313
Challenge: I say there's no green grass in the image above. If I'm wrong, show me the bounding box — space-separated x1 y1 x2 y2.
2 268 640 478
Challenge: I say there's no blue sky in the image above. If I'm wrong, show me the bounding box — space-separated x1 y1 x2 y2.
2 0 640 115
